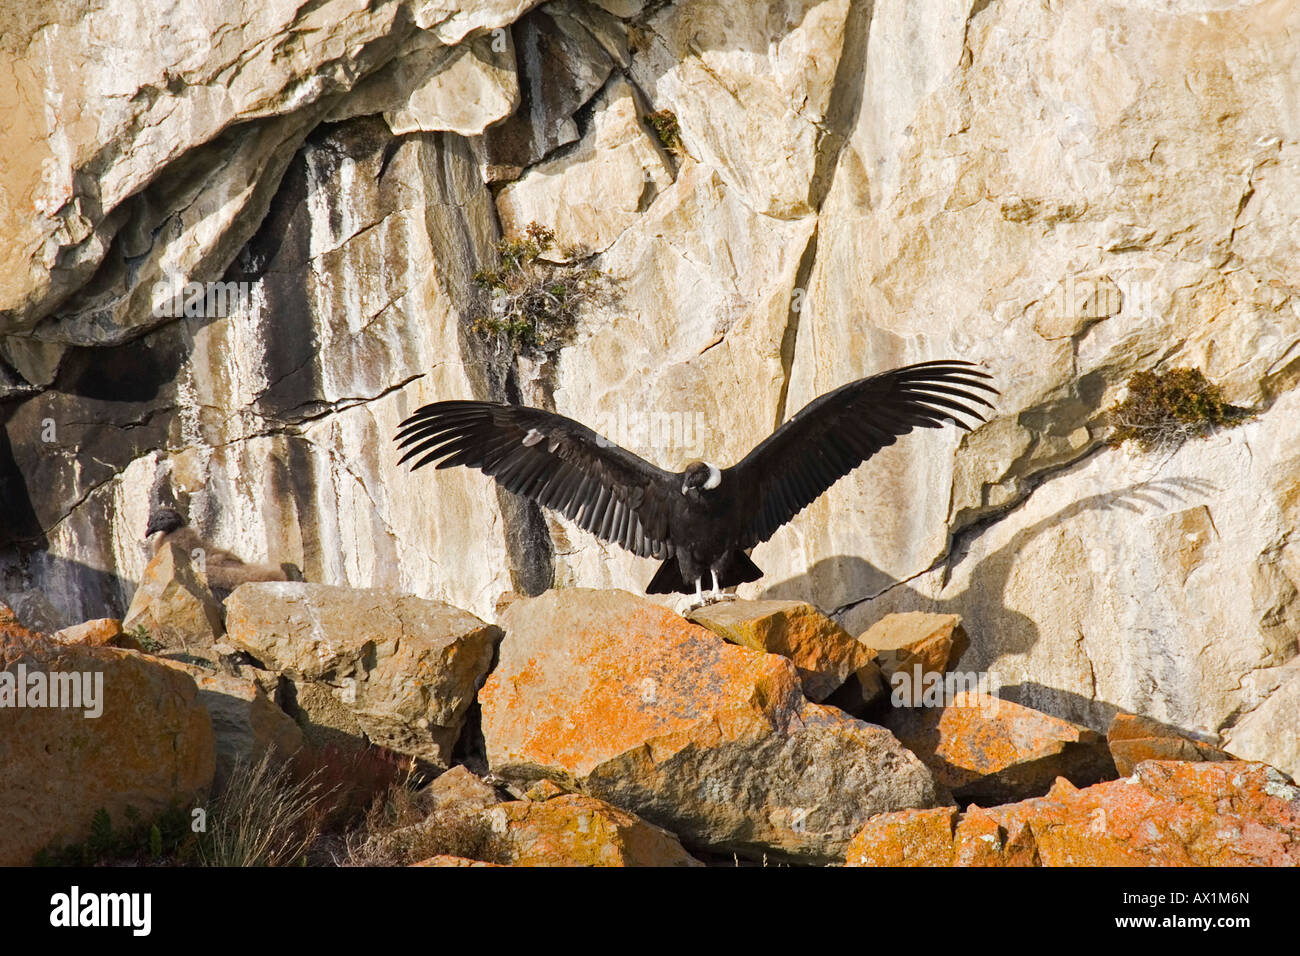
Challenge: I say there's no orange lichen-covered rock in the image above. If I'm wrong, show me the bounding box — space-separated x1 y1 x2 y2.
687 599 877 702
51 618 141 651
858 612 965 682
883 690 1116 803
482 793 702 867
0 611 215 865
1107 712 1230 776
848 760 1300 867
845 807 959 866
479 589 944 864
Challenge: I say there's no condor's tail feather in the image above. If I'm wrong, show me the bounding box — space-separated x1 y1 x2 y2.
646 558 686 594
717 550 763 589
645 550 764 595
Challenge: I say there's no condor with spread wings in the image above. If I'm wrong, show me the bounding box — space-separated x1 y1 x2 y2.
395 360 996 602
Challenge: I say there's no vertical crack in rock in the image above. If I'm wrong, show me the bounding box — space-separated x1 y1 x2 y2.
421 130 556 598
807 0 875 214
774 226 821 431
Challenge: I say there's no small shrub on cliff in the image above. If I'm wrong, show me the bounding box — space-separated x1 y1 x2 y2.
648 108 684 156
1106 367 1250 451
471 222 610 354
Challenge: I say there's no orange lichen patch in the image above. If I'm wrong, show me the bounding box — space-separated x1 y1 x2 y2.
1107 712 1230 777
858 612 964 682
482 591 806 778
849 760 1300 867
883 690 1116 803
845 807 960 866
989 760 1300 866
952 809 1040 866
687 600 875 701
483 794 701 867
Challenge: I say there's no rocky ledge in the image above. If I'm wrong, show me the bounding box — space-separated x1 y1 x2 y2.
2 541 1295 867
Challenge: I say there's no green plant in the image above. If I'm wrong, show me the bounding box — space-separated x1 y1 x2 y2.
1107 367 1250 451
648 108 684 156
34 803 199 866
198 749 331 867
471 222 610 353
127 624 163 653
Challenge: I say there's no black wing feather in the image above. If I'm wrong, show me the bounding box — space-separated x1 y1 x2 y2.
728 360 997 548
396 401 677 559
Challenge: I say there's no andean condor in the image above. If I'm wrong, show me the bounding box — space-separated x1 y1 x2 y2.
394 360 996 603
144 508 303 597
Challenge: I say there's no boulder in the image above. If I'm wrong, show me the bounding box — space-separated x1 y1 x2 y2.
51 618 141 651
0 611 214 865
883 690 1117 804
847 761 1300 867
1108 712 1231 777
479 589 945 863
158 659 304 794
482 793 702 867
423 765 507 815
687 598 877 703
122 542 225 654
858 612 965 684
1222 670 1300 784
225 583 501 768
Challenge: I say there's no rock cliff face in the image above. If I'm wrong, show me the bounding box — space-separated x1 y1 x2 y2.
2 0 1297 766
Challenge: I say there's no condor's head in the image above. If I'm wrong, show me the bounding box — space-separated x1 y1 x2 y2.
680 461 722 497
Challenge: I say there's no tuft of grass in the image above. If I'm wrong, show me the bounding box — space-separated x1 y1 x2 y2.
648 108 684 156
1106 367 1251 452
471 222 611 354
339 777 509 867
198 749 331 867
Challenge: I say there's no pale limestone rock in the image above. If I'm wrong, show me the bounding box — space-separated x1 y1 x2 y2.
850 388 1300 735
542 161 816 597
224 582 501 767
414 0 546 45
0 0 441 340
627 0 853 218
496 76 674 257
331 31 519 136
475 5 615 180
1223 665 1300 783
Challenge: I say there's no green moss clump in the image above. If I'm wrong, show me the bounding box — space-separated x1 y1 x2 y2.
471 222 609 353
1107 367 1250 451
